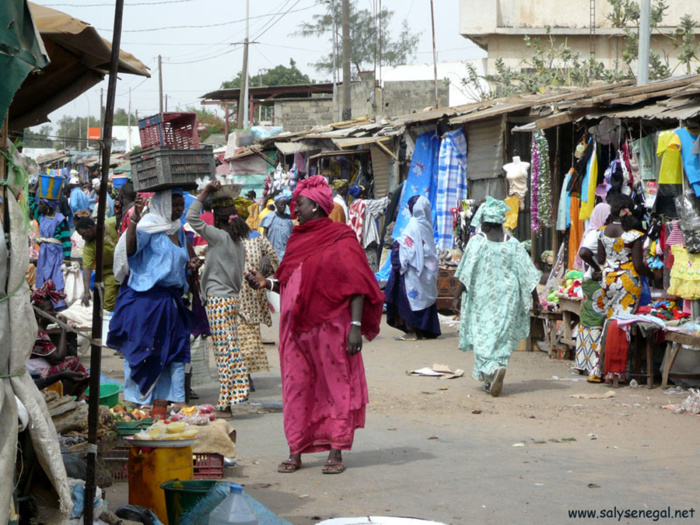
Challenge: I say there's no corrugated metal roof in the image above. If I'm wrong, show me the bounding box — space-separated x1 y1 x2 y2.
332 136 393 148
274 141 316 155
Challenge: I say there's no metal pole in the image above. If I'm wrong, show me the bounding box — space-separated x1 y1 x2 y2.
100 88 104 128
430 0 439 109
341 0 351 120
84 0 124 521
158 54 164 113
331 0 338 122
637 0 651 86
242 0 250 126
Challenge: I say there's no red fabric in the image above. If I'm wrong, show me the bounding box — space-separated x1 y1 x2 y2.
291 175 334 216
603 320 629 375
348 199 366 244
192 211 214 247
274 217 384 340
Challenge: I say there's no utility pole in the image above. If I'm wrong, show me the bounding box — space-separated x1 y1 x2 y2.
158 54 164 113
637 0 651 86
238 0 250 128
84 0 125 521
100 88 104 128
341 0 351 121
430 0 439 109
165 94 168 112
128 87 132 150
331 0 338 122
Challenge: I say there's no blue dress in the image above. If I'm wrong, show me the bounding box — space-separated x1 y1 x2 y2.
107 228 191 403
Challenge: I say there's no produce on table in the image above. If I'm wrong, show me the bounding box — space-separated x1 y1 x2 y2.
134 420 199 441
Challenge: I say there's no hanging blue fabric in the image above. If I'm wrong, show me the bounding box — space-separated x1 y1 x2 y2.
392 131 441 240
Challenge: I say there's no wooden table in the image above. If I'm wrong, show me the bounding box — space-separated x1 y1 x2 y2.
662 331 700 389
528 310 564 356
556 296 582 350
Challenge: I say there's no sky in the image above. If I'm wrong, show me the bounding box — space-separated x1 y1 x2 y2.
33 0 486 130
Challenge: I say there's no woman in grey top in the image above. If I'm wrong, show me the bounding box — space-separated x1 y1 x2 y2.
187 180 248 416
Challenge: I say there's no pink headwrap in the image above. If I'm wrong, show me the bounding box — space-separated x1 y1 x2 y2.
291 175 334 217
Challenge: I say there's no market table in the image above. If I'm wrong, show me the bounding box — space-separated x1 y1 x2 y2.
528 310 563 356
555 295 582 350
661 331 700 389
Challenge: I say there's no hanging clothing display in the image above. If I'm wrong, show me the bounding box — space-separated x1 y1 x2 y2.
504 195 519 230
658 130 683 185
632 134 657 181
579 142 598 221
670 127 700 196
392 132 441 241
531 131 553 232
668 245 700 300
555 169 572 231
435 129 468 250
568 196 584 270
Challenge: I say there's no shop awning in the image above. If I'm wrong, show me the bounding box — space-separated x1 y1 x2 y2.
0 0 49 125
7 2 150 131
274 141 315 156
309 149 371 160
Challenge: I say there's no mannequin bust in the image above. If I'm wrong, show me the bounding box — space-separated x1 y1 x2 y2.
503 156 530 208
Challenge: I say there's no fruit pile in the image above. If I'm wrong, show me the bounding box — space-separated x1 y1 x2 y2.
134 420 199 441
109 404 151 422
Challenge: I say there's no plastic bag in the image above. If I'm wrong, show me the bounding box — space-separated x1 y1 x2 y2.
675 190 700 253
63 262 84 307
676 190 700 231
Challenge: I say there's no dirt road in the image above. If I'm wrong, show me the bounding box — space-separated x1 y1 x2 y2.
104 317 700 524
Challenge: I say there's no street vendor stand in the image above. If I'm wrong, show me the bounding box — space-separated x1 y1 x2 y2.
555 295 582 351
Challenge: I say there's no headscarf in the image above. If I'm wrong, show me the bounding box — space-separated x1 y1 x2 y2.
331 179 348 192
138 189 183 235
38 198 59 211
214 196 253 221
348 184 365 198
398 195 439 311
31 280 66 305
274 189 292 203
291 175 334 216
113 189 183 283
471 196 509 227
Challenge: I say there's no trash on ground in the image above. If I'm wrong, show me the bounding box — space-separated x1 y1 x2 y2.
408 364 464 379
569 390 616 399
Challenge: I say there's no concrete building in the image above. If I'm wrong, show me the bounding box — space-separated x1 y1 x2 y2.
459 0 700 74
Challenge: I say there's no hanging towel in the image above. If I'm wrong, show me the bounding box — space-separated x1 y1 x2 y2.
435 129 468 249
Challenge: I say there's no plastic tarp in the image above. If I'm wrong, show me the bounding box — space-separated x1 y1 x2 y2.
7 2 150 131
0 0 49 125
0 145 73 522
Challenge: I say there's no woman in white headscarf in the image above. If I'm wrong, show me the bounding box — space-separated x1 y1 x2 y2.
385 195 441 341
108 189 200 405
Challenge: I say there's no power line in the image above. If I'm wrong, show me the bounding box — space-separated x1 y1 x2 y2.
43 0 194 6
96 4 317 33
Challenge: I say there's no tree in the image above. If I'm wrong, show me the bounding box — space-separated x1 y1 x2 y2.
185 106 224 141
54 115 100 150
221 59 312 89
21 125 54 148
295 1 421 78
113 108 139 126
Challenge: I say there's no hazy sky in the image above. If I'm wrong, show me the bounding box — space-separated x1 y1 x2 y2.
35 0 486 128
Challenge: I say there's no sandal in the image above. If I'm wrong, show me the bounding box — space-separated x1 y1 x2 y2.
277 459 302 473
321 460 346 474
395 334 418 341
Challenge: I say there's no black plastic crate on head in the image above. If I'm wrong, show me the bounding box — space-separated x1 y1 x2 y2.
130 145 214 192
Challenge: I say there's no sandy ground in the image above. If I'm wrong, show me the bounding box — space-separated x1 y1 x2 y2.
102 316 700 525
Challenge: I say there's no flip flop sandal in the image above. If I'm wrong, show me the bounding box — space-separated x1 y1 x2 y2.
490 367 506 397
322 460 346 474
278 459 302 473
